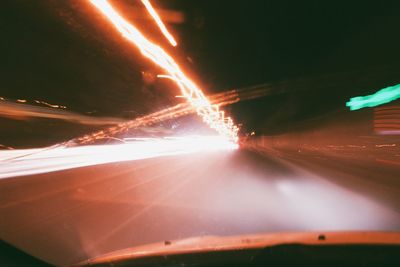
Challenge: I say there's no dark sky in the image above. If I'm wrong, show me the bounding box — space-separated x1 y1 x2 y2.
1 0 400 134
176 1 400 87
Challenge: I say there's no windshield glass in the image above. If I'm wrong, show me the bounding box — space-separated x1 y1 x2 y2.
0 1 399 266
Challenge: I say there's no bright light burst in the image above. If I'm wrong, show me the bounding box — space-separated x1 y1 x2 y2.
141 0 177 47
88 0 238 142
0 136 238 179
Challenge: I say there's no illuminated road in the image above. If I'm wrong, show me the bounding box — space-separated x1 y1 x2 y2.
1 148 399 266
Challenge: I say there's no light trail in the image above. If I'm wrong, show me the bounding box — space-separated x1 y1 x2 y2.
0 100 124 125
0 83 271 147
33 100 66 109
0 136 238 179
71 84 274 145
88 0 238 142
141 0 177 47
346 83 400 111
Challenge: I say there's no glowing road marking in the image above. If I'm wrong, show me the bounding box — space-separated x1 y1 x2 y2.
141 0 177 47
0 136 238 179
346 84 400 111
89 0 238 142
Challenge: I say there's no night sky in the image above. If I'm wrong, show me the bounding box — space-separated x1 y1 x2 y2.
1 0 400 137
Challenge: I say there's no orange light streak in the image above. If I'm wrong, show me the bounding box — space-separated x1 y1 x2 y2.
141 0 177 47
88 0 238 142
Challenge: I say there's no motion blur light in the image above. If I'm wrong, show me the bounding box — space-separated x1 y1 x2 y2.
141 0 177 47
0 136 238 179
346 84 400 110
88 0 239 142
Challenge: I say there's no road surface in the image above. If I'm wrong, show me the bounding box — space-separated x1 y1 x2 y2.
1 148 399 266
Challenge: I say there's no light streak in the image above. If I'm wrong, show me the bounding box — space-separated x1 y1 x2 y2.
0 84 268 145
88 0 238 142
2 96 67 109
0 144 14 150
34 100 67 109
0 100 124 125
0 136 238 179
141 0 177 47
72 85 271 145
346 83 400 111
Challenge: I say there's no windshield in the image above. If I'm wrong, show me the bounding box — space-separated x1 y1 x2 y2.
0 1 399 266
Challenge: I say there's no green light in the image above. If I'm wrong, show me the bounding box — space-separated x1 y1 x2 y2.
346 84 400 110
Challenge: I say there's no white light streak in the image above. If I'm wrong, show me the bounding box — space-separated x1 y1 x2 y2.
0 136 237 179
